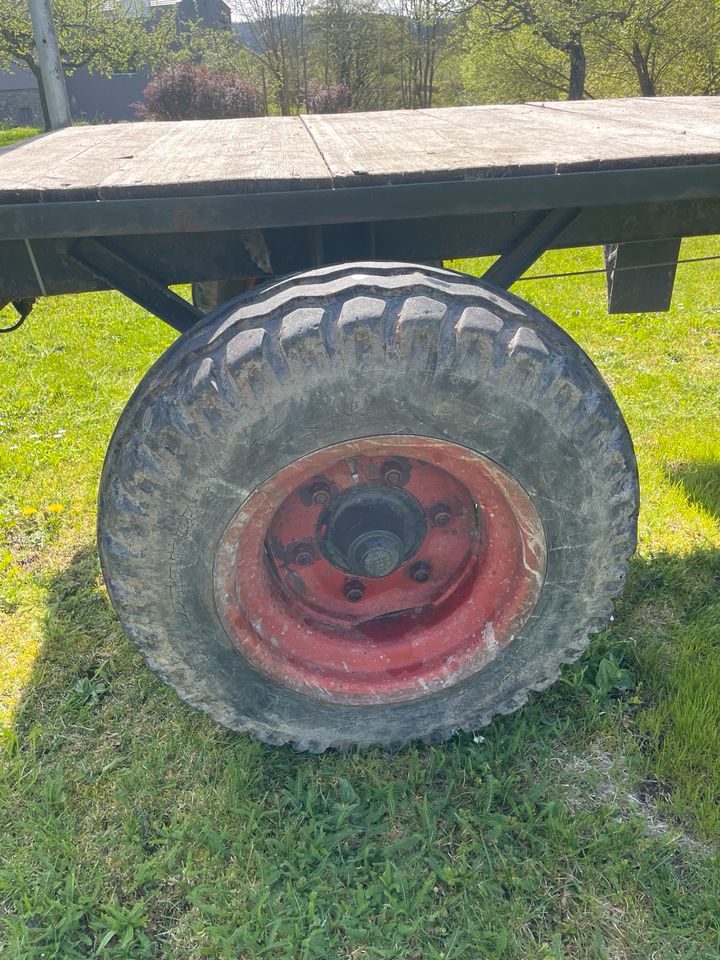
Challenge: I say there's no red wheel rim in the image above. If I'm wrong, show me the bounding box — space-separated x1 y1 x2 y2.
214 436 546 704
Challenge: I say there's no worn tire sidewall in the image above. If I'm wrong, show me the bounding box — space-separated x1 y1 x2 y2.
99 267 636 747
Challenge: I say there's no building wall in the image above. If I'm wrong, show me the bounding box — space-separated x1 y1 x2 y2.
66 68 149 122
0 88 44 127
0 66 43 127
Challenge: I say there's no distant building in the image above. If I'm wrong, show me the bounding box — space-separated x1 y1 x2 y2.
0 66 44 128
0 0 232 125
148 0 232 32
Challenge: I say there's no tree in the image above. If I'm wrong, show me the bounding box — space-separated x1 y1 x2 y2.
479 0 631 100
235 0 309 114
388 0 469 108
309 0 385 109
461 14 572 103
0 0 152 128
595 0 720 96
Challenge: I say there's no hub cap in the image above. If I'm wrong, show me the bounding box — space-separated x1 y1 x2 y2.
214 436 546 704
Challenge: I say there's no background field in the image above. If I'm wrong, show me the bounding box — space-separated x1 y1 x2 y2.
1 243 719 958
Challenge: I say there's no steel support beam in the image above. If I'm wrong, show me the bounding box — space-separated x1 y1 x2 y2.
69 238 203 332
481 208 582 289
2 164 720 243
604 238 682 314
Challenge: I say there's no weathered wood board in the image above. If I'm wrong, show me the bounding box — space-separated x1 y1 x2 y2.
0 118 333 202
0 96 718 203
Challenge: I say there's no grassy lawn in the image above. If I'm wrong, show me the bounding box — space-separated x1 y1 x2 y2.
0 243 718 959
0 127 41 149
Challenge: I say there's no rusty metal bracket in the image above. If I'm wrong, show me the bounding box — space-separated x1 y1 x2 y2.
482 207 582 289
69 237 203 333
604 238 681 313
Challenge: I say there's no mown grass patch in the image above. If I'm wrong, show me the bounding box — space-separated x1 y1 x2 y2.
1 244 719 958
0 126 41 148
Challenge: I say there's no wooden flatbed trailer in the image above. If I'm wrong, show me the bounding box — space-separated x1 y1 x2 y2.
2 97 719 750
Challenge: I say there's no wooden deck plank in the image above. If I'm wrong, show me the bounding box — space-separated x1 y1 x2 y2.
0 97 718 204
0 117 331 202
433 102 720 170
538 97 720 145
0 125 148 201
98 117 332 198
304 99 720 185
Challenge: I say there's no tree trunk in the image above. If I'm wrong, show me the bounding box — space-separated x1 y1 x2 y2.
631 40 656 96
260 66 268 116
566 39 586 100
29 62 51 130
278 84 290 115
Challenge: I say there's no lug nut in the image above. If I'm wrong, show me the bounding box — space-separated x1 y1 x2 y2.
344 580 364 603
431 504 452 527
310 482 331 506
410 561 431 584
382 461 404 486
294 546 314 566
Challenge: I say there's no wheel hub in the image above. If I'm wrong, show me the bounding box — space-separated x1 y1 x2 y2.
214 436 546 705
317 484 427 578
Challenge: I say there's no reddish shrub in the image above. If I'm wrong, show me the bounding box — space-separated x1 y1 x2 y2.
302 82 352 114
137 64 263 121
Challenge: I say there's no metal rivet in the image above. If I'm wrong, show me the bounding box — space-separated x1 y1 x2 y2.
410 562 430 584
344 580 364 602
294 548 313 567
431 504 452 527
310 482 331 506
382 461 403 486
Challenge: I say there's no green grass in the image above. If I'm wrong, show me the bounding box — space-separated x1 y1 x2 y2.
0 126 41 148
1 242 719 958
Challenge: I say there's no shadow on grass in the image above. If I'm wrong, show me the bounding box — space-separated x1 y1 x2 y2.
3 541 719 958
10 538 720 781
5 538 719 856
666 459 720 520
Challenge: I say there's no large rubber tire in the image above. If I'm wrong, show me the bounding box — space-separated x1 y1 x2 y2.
99 262 638 750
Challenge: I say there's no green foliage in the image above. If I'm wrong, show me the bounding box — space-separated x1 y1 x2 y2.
461 16 571 102
0 0 168 127
1 0 719 123
70 676 109 707
466 0 720 101
474 0 629 99
591 654 634 699
0 125 40 147
307 0 385 109
596 0 720 96
0 0 152 77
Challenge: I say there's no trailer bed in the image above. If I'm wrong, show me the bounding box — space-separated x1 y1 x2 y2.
1 97 720 203
1 96 719 320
